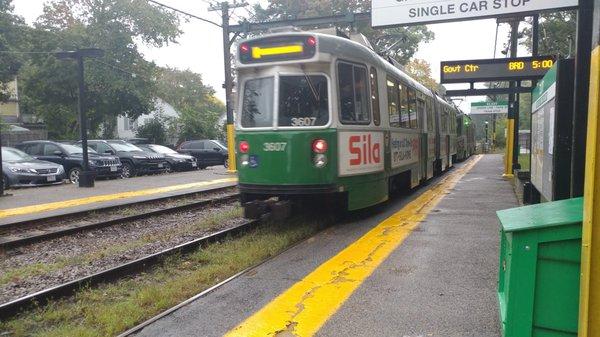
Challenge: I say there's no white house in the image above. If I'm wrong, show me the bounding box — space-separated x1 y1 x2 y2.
116 98 180 140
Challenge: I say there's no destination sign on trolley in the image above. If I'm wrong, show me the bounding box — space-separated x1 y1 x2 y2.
372 0 578 27
238 35 317 64
440 56 556 83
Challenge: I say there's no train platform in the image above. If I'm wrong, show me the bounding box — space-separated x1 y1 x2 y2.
0 167 237 225
131 154 517 337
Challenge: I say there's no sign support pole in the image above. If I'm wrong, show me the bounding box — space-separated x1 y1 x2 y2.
579 0 600 334
572 0 595 197
504 19 520 178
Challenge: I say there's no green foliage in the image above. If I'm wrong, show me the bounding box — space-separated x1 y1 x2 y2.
17 0 181 139
519 93 532 130
135 115 167 145
251 0 433 64
156 67 225 143
521 11 577 57
0 0 28 102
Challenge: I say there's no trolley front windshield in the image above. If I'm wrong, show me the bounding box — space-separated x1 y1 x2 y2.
241 75 329 128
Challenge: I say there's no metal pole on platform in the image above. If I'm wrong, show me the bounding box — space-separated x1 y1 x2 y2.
579 0 600 334
55 48 104 188
504 20 520 177
572 0 594 197
527 14 539 173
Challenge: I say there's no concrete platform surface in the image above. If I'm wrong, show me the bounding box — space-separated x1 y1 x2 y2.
0 167 236 225
132 154 517 337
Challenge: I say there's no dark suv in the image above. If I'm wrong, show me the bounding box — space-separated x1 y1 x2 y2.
17 140 122 183
80 140 167 178
177 140 228 169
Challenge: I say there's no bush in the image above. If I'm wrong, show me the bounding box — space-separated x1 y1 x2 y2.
135 116 167 145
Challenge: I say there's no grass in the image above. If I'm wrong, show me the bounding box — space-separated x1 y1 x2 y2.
0 207 243 287
0 217 326 337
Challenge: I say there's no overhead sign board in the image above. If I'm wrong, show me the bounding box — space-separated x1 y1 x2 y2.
470 101 509 114
440 55 556 83
372 0 578 27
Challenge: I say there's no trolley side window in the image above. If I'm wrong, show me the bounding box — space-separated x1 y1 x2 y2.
407 87 418 129
370 67 380 126
241 77 274 128
278 75 329 127
338 62 371 124
399 82 410 128
426 97 434 132
387 77 400 127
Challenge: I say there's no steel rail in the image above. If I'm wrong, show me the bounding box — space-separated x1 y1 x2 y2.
117 219 321 337
0 185 236 232
0 193 240 249
0 218 259 320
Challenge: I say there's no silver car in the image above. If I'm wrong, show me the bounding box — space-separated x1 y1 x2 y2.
2 147 65 189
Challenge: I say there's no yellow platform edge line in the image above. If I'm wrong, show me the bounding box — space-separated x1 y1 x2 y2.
225 155 483 337
0 178 238 219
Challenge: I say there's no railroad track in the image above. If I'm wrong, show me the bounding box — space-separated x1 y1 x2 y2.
0 218 260 320
0 187 239 249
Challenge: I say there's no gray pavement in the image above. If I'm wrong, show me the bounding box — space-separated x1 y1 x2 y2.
0 166 236 224
133 154 517 337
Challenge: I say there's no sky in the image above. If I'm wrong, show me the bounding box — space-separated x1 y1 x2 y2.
12 0 529 113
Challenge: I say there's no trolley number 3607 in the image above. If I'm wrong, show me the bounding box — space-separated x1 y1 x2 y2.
291 117 317 126
263 142 287 152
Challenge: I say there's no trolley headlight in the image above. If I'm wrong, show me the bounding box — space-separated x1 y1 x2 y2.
240 154 250 167
313 154 327 168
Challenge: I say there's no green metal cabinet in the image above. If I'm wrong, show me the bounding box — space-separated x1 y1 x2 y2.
497 197 583 337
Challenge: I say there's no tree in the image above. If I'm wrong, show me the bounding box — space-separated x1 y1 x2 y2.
0 0 28 102
251 0 433 64
156 67 225 143
135 115 167 145
17 0 181 139
521 11 577 57
403 59 440 91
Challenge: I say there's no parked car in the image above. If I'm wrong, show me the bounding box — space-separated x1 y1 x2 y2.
2 147 65 189
78 140 167 178
16 140 122 183
136 144 197 173
176 140 228 169
126 138 150 145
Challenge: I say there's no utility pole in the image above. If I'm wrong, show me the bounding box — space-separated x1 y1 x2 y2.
209 1 248 173
55 48 104 188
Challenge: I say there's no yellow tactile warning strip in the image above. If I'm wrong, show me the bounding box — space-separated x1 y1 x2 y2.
0 178 238 219
225 155 483 337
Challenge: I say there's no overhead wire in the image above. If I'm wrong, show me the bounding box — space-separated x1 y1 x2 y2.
146 0 221 28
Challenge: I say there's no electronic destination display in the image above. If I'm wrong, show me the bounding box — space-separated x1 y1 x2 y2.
440 56 556 83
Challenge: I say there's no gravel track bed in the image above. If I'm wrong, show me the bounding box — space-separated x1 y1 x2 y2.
0 188 236 236
0 202 244 304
